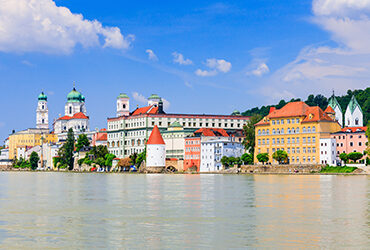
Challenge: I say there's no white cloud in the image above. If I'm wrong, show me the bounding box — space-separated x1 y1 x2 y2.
162 98 171 110
172 52 193 65
195 58 231 77
259 0 370 101
132 92 147 104
0 0 134 54
21 60 34 67
248 63 270 77
145 49 158 61
184 81 192 88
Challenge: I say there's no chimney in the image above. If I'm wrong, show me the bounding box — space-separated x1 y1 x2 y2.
269 107 276 114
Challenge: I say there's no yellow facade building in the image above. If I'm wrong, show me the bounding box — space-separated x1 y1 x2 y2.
8 128 57 159
254 102 341 164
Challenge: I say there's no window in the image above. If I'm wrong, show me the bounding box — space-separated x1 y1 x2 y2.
277 138 280 144
308 137 311 143
281 128 284 134
355 118 359 126
296 137 300 143
307 127 311 133
258 130 261 135
312 147 316 153
292 138 295 144
296 127 299 133
303 147 306 153
288 128 291 134
281 138 284 144
303 127 306 133
296 147 300 153
69 106 72 114
258 139 261 145
272 120 275 125
296 118 299 123
281 119 284 124
350 142 353 147
272 138 275 144
312 137 316 143
266 139 270 145
303 137 306 143
277 129 280 134
312 127 316 132
272 129 276 135
359 142 362 146
287 148 290 154
287 138 290 144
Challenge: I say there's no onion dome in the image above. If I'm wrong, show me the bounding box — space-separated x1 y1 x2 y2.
117 93 129 99
148 94 160 100
81 95 85 102
67 87 83 102
231 110 241 116
38 92 47 101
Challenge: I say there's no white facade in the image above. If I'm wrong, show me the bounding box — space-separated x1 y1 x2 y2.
333 105 343 127
200 137 244 172
147 94 161 107
319 138 337 165
54 118 89 135
36 98 49 129
117 94 130 117
146 144 166 167
345 106 363 127
0 148 9 160
64 101 86 116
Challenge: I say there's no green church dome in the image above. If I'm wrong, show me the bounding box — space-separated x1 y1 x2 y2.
67 88 83 102
117 93 129 99
231 110 241 116
148 94 160 100
38 92 47 101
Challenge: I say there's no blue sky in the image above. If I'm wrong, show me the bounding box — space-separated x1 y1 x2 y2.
0 0 369 141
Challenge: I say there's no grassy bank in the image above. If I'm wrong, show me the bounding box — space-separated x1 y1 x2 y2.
319 166 358 173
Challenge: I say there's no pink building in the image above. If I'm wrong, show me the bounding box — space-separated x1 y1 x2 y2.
331 127 367 156
92 129 107 146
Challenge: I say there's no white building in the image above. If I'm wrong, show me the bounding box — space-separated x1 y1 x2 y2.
53 87 92 141
162 121 193 159
107 93 249 158
36 92 49 129
319 138 337 165
117 93 130 117
146 125 166 168
200 137 244 172
345 95 363 127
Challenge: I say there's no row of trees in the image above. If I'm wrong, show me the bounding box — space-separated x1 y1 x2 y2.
13 151 40 170
339 152 364 164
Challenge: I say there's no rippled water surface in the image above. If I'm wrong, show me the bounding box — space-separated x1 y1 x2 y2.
0 173 369 249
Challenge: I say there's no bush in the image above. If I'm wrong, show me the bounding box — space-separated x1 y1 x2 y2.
257 153 269 164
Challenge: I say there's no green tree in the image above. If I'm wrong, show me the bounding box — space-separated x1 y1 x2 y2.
256 153 269 164
29 151 40 170
89 145 108 159
242 114 262 156
130 153 138 165
95 157 105 167
272 150 288 164
339 153 348 164
135 150 146 167
76 134 90 152
241 153 253 165
347 152 363 163
58 128 75 170
104 153 116 167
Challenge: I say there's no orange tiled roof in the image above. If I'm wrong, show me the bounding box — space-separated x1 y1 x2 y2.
256 101 335 126
57 112 89 121
131 106 156 116
194 128 229 137
324 106 335 113
146 125 165 145
341 126 367 133
96 133 107 141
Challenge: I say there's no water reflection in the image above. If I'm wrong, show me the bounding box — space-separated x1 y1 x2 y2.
0 173 368 248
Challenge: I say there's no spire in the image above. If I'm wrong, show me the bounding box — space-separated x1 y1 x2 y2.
348 95 362 114
147 125 165 145
328 93 342 112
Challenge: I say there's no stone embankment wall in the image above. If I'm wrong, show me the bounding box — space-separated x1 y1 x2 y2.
240 164 323 174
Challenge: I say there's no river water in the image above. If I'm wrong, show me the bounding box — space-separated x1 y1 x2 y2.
0 173 368 249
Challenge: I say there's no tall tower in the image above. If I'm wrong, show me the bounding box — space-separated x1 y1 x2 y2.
117 93 130 117
327 93 343 127
345 95 363 127
146 125 166 171
36 92 49 129
147 94 161 107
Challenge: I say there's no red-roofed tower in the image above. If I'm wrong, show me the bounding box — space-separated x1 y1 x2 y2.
146 125 166 171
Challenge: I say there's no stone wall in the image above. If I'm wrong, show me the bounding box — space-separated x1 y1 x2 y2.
240 164 323 174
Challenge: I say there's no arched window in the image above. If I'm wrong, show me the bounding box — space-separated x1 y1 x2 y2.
355 118 359 125
123 104 126 109
277 129 280 134
80 106 83 113
288 128 291 134
312 127 315 132
42 105 44 110
69 106 72 114
296 127 299 133
266 129 269 135
307 127 311 133
272 129 275 135
303 127 306 133
262 129 265 135
281 128 284 134
258 130 261 135
42 119 44 124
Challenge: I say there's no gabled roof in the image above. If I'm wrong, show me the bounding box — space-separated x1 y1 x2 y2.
328 94 342 112
131 105 159 116
194 128 229 137
347 95 362 114
256 101 335 126
57 112 89 121
324 106 335 113
341 126 367 133
146 125 165 145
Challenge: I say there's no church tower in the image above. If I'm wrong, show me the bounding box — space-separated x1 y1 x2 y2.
36 92 49 129
345 95 363 127
117 93 130 117
327 93 343 127
64 87 86 116
147 94 161 107
146 125 166 172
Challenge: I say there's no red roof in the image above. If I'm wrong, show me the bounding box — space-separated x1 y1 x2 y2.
96 133 107 141
269 107 276 114
324 106 335 113
256 102 334 126
57 112 89 121
194 128 229 137
146 125 165 145
131 106 159 116
341 126 367 133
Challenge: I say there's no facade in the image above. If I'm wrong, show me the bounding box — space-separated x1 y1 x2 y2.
345 95 363 127
319 138 337 165
36 92 49 129
146 125 166 168
19 143 60 169
184 137 201 171
53 87 92 141
162 121 193 159
107 93 249 158
92 129 108 146
327 94 343 127
255 101 341 164
116 93 130 117
331 127 367 156
200 137 244 172
8 128 57 159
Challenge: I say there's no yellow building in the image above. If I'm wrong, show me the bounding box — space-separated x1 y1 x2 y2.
8 128 57 159
254 102 341 164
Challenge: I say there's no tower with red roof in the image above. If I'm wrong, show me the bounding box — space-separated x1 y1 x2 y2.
146 125 166 171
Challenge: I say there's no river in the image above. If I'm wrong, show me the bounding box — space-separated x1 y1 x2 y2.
0 173 369 249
